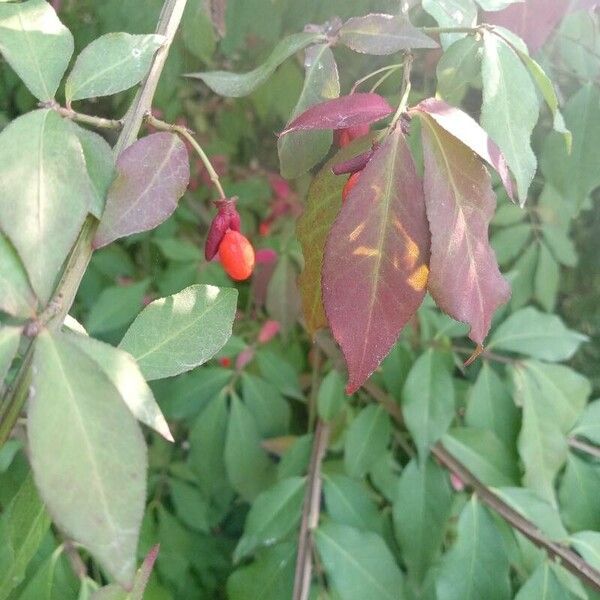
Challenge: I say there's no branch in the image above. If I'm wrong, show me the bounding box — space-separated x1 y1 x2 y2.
293 420 329 600
367 380 600 593
569 437 600 460
0 0 189 446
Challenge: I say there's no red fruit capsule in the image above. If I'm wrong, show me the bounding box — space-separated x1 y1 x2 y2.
342 171 361 203
218 229 255 281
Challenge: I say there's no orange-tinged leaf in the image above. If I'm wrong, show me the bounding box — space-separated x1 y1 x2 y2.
322 128 429 393
419 114 510 345
297 134 377 336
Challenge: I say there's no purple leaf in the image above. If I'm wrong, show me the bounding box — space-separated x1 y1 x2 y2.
279 93 393 136
412 98 514 200
420 114 510 345
331 148 374 175
322 129 430 393
339 13 438 55
94 133 189 249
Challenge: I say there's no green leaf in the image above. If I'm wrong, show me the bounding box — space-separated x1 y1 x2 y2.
0 232 37 318
256 350 302 400
0 325 20 385
85 279 150 335
436 35 482 105
65 33 164 102
0 474 50 600
534 242 559 312
70 123 115 219
317 371 347 422
227 543 295 600
402 350 455 460
29 330 147 586
500 486 570 542
541 84 600 208
338 13 438 54
542 225 577 267
182 1 215 63
0 0 73 100
323 473 382 533
241 373 290 438
393 458 452 582
422 0 477 49
512 360 590 505
558 453 600 532
571 400 600 445
65 331 173 441
442 428 518 486
169 479 209 532
570 531 600 571
0 109 93 301
296 134 377 335
225 395 276 501
16 546 76 600
489 307 587 361
436 496 510 600
266 254 300 335
187 32 324 97
234 476 305 561
188 393 233 508
278 43 338 179
344 405 391 478
508 241 538 309
481 31 538 203
465 362 519 448
153 238 202 262
119 284 238 381
315 522 404 600
515 562 571 600
491 223 531 266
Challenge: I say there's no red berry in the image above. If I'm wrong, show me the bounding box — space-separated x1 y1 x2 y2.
218 357 232 368
259 221 271 236
342 172 361 203
218 230 255 281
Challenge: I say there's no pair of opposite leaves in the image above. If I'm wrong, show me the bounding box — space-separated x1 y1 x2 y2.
281 94 513 393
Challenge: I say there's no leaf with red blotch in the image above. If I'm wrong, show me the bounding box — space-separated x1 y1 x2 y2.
94 132 189 248
297 134 378 336
322 129 430 393
419 113 510 345
279 93 393 136
411 98 514 200
483 0 573 53
338 13 438 55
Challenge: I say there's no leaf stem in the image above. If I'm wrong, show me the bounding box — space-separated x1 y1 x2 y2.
422 26 481 35
350 63 403 95
0 0 189 448
52 105 123 130
145 113 227 199
388 53 413 131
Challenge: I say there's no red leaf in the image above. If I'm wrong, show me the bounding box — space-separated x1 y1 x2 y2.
279 93 393 136
322 129 430 393
419 114 510 345
412 98 514 200
94 132 189 248
483 0 570 53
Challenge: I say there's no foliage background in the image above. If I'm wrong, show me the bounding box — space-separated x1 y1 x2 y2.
1 0 600 599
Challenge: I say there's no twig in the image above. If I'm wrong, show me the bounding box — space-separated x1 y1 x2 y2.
144 113 227 199
293 420 329 600
52 105 123 130
0 0 189 446
569 437 600 460
388 53 413 131
63 540 87 581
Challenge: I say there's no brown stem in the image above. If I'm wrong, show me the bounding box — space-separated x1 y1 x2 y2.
53 106 123 130
293 420 329 600
568 437 600 460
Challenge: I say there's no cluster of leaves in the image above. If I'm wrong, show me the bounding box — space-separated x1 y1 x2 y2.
1 0 600 599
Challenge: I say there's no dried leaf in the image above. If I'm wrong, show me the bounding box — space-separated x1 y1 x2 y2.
419 114 510 344
323 129 430 393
